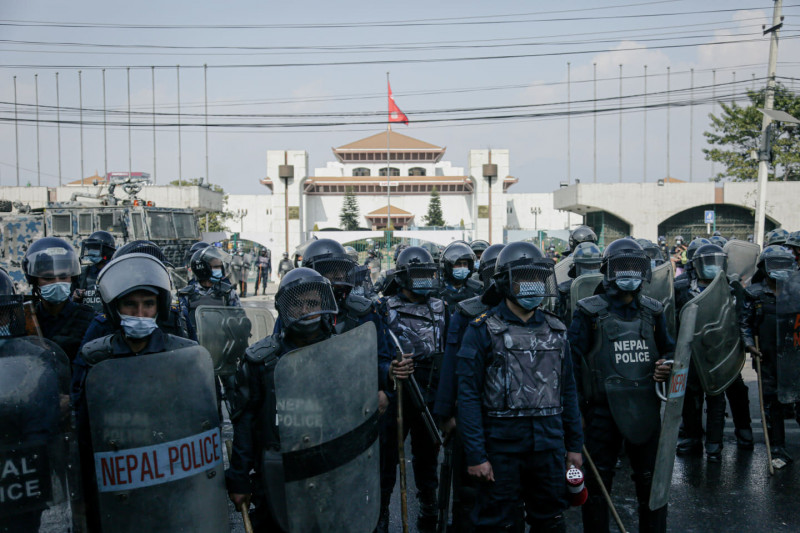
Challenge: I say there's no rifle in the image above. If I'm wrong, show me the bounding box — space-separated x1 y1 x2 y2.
386 328 444 447
437 436 454 533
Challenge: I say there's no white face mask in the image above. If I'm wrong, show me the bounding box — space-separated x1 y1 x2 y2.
39 282 71 303
119 314 159 339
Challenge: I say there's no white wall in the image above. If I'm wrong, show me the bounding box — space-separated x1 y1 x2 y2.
506 193 572 231
469 149 508 244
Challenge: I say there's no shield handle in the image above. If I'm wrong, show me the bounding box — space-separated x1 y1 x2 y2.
654 359 675 402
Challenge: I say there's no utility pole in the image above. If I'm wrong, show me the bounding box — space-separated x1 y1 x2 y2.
593 63 597 183
689 68 694 182
13 76 19 186
35 74 41 186
618 64 623 183
79 70 84 181
56 72 62 186
643 65 648 182
711 70 716 180
152 66 157 184
177 65 182 183
754 0 783 247
567 62 571 184
102 69 108 180
127 67 132 182
666 66 671 179
204 63 210 187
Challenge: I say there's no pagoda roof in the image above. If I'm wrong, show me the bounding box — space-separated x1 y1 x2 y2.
367 204 412 216
335 131 443 152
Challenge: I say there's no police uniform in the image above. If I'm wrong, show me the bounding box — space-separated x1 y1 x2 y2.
555 279 573 324
381 291 447 526
438 278 482 311
74 263 105 313
569 292 674 533
36 299 96 362
79 300 192 350
457 302 582 531
178 278 241 338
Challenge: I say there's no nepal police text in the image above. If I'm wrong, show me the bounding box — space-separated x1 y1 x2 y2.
614 340 651 364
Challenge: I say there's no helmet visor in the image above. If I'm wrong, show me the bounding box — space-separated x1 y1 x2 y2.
693 253 728 279
276 280 338 327
408 265 439 290
765 256 798 274
606 254 652 282
0 295 26 337
312 256 356 288
26 248 81 279
508 263 557 298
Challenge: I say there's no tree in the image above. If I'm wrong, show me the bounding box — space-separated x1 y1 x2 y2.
423 187 445 227
170 178 232 232
340 186 360 230
703 84 800 182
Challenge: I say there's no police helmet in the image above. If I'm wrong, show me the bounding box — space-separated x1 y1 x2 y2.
393 244 409 262
709 235 728 248
97 253 173 328
786 231 800 250
478 244 505 289
568 242 603 278
686 238 712 262
274 267 338 333
22 237 81 289
766 228 789 247
674 235 685 246
600 238 652 283
692 244 728 282
493 242 557 304
469 240 490 259
441 241 476 282
636 239 665 268
756 245 798 282
658 235 667 245
80 230 116 263
712 230 722 237
190 246 230 282
302 239 356 290
113 240 172 266
0 267 25 338
343 246 359 263
569 225 598 251
184 241 211 265
395 246 439 293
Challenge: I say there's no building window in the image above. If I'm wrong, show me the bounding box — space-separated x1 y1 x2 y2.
379 167 400 176
409 167 426 176
353 167 371 177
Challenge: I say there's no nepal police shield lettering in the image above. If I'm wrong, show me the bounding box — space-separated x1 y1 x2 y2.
777 271 800 404
86 346 227 533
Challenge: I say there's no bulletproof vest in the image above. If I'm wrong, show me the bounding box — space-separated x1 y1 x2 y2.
244 336 284 452
438 279 482 309
78 264 105 314
457 295 488 319
80 332 197 367
482 312 566 418
335 293 374 334
180 283 232 327
579 295 661 404
385 295 446 362
745 282 777 356
43 303 96 362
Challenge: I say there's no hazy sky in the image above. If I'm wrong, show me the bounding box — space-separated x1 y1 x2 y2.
1 0 799 194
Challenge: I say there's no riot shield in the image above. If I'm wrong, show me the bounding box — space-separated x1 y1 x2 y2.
641 261 676 340
274 323 380 533
554 255 574 286
195 305 253 376
723 239 760 286
86 346 227 533
683 271 744 395
0 337 83 532
242 305 276 346
649 305 693 511
569 273 604 322
777 271 800 403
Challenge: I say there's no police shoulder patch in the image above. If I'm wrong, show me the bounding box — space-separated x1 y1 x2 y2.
245 335 282 364
540 309 567 332
469 312 490 327
638 294 664 314
457 295 488 318
80 335 116 366
576 295 609 316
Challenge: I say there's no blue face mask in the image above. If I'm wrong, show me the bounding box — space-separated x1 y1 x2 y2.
650 259 658 271
452 267 470 280
700 265 721 280
211 268 223 281
615 278 642 292
474 260 481 270
120 314 159 339
87 250 103 264
516 296 544 310
40 282 71 304
769 270 791 281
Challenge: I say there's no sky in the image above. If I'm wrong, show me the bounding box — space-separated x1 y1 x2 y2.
0 0 799 195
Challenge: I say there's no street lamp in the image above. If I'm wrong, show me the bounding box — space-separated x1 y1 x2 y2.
234 208 248 234
530 207 542 244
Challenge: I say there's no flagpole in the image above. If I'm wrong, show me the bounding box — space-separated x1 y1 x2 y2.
386 72 392 270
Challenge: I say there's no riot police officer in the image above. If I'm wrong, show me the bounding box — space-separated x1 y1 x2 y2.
740 245 799 463
765 228 789 248
72 252 199 532
179 246 241 336
785 231 800 267
568 238 673 533
675 237 712 283
72 230 116 313
255 248 272 294
638 239 666 269
457 241 583 532
183 240 210 268
381 246 447 532
23 237 97 361
564 225 598 257
469 240 490 267
277 252 293 279
710 234 728 248
438 241 482 309
555 241 602 325
226 267 341 532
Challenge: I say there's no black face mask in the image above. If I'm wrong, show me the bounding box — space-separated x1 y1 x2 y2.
289 316 322 336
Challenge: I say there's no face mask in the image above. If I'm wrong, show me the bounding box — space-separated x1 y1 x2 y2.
769 270 791 281
650 259 658 271
120 314 159 339
452 267 470 281
474 260 481 270
615 278 642 292
411 288 433 296
577 266 600 277
39 282 71 304
87 250 103 264
211 269 223 281
291 316 322 335
700 265 721 280
516 296 544 310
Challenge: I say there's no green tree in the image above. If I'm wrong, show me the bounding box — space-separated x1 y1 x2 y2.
170 178 232 232
423 187 445 227
703 84 800 182
340 186 360 230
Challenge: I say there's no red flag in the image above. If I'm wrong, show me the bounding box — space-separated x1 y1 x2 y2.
388 81 409 125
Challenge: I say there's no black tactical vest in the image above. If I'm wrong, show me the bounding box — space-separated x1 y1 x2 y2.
80 332 197 367
746 282 777 357
482 312 567 418
439 279 482 310
335 293 374 335
384 295 446 362
44 303 96 362
180 283 232 328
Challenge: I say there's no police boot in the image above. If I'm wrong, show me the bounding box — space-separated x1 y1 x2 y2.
634 472 666 533
769 416 793 464
676 437 702 456
529 514 566 533
582 470 614 533
416 488 438 532
705 395 726 463
734 427 754 450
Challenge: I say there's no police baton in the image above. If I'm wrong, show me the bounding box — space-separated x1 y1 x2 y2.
753 337 775 475
239 502 254 533
582 445 627 533
393 343 411 533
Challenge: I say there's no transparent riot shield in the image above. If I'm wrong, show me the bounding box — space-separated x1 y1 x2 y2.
194 305 253 376
554 255 574 286
274 323 381 533
641 261 677 341
777 271 800 404
684 271 744 395
649 305 693 510
242 305 276 346
569 273 603 321
723 239 760 286
86 346 227 533
0 337 84 533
